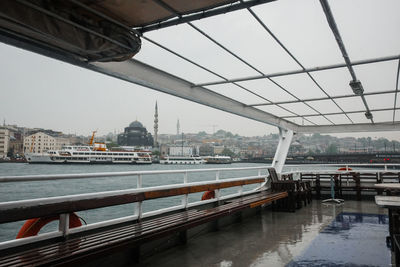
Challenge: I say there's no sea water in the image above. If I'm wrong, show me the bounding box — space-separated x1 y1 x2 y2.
0 162 267 242
0 163 376 242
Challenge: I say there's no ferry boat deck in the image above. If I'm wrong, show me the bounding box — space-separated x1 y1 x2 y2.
140 199 389 267
0 0 399 266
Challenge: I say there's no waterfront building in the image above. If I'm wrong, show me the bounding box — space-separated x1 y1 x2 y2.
23 132 70 154
117 120 154 147
213 145 225 155
0 127 10 158
9 132 24 157
168 145 198 156
199 143 213 156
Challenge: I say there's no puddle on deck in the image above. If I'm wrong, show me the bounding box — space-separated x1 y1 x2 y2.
139 200 391 267
288 212 390 266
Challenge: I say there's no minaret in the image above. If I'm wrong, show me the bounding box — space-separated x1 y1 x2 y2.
154 101 158 147
177 119 180 137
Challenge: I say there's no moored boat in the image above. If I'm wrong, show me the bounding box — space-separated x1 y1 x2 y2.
25 145 152 164
159 155 205 164
204 155 232 164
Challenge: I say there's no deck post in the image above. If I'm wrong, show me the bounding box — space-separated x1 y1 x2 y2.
272 128 294 175
316 174 321 199
136 174 143 221
59 213 69 238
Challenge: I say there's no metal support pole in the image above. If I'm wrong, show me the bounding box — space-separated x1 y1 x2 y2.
136 174 143 220
272 128 294 175
215 171 220 201
182 171 188 209
59 213 69 237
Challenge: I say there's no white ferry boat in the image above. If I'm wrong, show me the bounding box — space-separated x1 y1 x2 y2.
25 145 152 164
159 156 205 165
204 155 232 164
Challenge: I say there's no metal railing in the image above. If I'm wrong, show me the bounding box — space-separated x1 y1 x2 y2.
0 165 270 250
284 163 400 173
282 164 400 189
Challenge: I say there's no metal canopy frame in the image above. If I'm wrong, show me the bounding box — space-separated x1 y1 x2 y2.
0 0 399 134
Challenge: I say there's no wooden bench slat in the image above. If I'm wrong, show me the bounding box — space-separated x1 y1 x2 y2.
1 210 203 265
1 190 288 267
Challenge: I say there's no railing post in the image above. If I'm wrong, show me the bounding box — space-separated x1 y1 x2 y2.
182 171 188 209
215 171 220 201
136 174 143 220
258 169 262 188
385 164 388 171
59 213 70 238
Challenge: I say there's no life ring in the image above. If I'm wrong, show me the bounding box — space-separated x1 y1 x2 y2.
16 213 82 239
201 190 215 200
337 167 352 171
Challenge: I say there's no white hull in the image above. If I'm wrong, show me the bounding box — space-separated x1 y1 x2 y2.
25 146 152 164
159 156 205 165
204 156 232 164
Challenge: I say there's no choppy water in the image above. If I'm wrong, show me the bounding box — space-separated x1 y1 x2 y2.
0 162 384 243
0 162 267 242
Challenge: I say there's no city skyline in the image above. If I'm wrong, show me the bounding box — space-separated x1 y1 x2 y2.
1 0 399 140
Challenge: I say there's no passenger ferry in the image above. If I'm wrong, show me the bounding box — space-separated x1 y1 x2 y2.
25 145 152 164
159 155 205 164
204 155 232 164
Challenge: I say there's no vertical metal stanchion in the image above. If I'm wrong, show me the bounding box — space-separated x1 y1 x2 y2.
182 171 188 209
59 213 70 238
136 174 143 220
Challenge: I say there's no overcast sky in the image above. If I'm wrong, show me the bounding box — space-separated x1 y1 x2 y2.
0 0 399 140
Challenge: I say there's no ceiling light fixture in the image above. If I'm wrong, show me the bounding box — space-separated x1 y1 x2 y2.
365 111 373 120
349 80 364 95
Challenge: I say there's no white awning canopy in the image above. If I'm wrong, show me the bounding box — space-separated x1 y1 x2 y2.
0 0 398 134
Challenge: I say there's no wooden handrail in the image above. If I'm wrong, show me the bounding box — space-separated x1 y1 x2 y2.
0 176 265 224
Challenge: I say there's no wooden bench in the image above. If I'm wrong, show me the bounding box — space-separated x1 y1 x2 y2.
300 172 396 200
0 178 288 267
269 168 312 211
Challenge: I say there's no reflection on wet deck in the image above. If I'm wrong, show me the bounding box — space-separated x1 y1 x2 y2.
140 200 390 267
288 212 390 266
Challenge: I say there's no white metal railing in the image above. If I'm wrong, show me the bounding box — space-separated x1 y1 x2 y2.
284 163 400 174
0 165 270 250
282 164 400 188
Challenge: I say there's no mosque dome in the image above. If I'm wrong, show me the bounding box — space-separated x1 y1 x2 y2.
129 120 143 128
118 120 153 147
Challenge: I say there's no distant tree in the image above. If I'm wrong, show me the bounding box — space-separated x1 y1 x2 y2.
106 142 119 149
152 150 160 156
214 129 226 136
225 131 234 138
312 133 322 139
197 131 207 137
326 144 338 154
221 148 235 157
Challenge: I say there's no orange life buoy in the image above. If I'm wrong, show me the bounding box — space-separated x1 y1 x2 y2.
16 213 82 239
337 167 352 171
201 190 215 200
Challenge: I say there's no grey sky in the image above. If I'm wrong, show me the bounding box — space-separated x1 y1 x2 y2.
0 0 399 139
